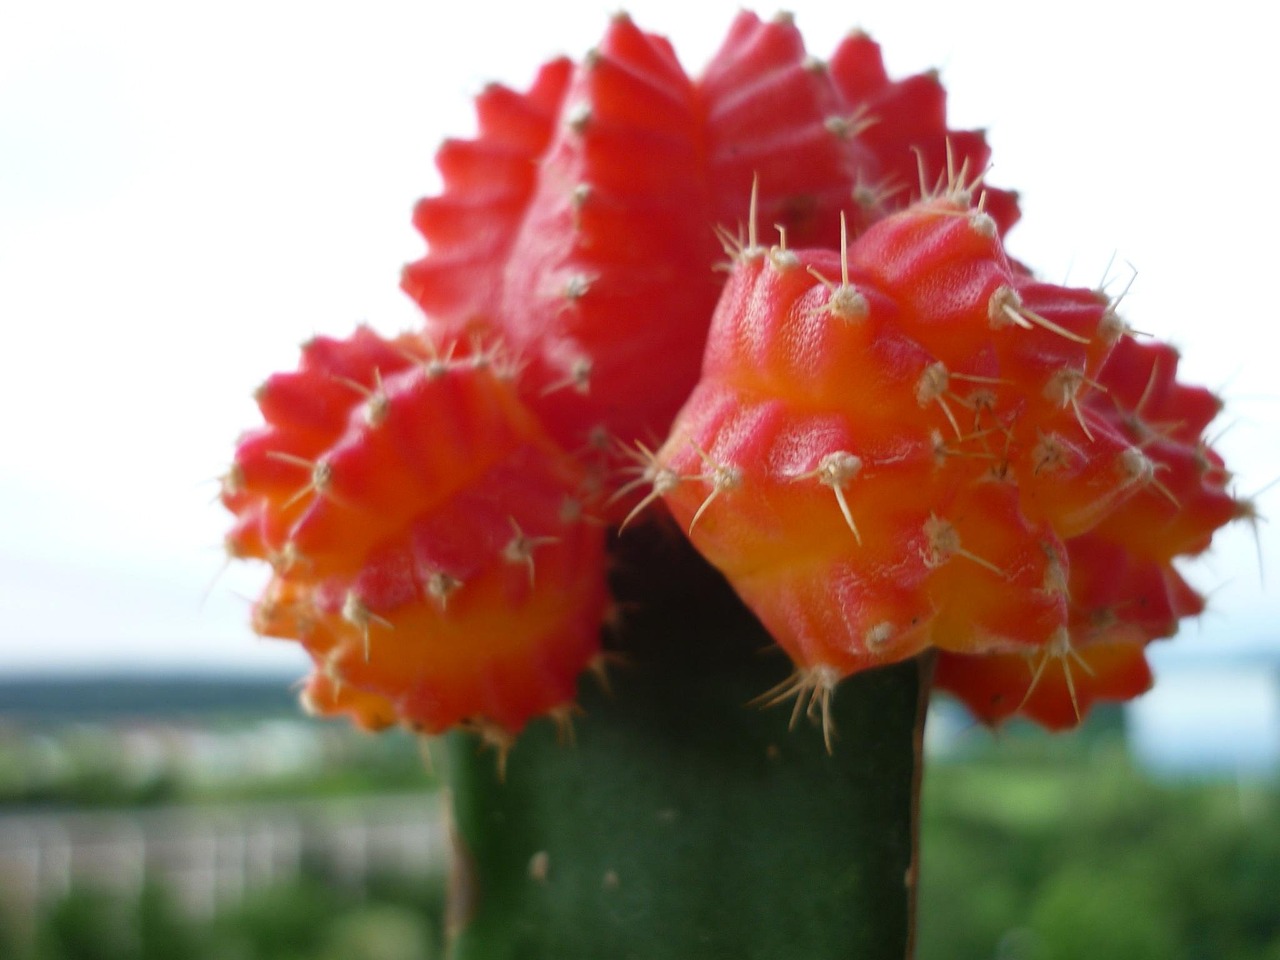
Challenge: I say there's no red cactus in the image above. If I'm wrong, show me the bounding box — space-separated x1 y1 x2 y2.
225 11 1239 743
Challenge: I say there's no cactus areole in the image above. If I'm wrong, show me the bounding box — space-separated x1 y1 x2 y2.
222 11 1244 959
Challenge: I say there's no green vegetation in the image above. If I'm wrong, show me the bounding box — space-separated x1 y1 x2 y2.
918 737 1280 960
0 683 432 808
0 679 298 724
14 874 443 960
0 725 430 808
1 684 1277 959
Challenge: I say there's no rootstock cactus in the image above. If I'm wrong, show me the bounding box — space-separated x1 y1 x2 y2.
223 11 1243 753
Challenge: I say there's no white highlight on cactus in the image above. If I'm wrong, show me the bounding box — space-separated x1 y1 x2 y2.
916 362 963 439
1020 627 1095 722
1040 543 1069 599
714 175 766 265
753 664 842 755
426 572 463 610
1117 447 1181 508
1032 432 1070 475
563 273 591 302
807 213 869 323
566 102 592 133
791 451 864 545
768 224 800 271
266 451 334 508
988 285 1091 345
823 103 877 141
503 517 559 587
1094 258 1140 344
864 621 895 651
342 590 391 661
915 139 989 208
968 210 997 238
687 441 742 535
541 355 593 396
1044 367 1105 441
334 368 389 427
421 339 459 380
922 514 1002 575
221 463 245 500
547 702 582 746
614 441 682 532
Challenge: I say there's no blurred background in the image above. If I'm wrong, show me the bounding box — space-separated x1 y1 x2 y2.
2 0 1277 957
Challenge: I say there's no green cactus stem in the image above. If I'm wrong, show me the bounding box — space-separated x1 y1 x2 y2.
443 525 928 960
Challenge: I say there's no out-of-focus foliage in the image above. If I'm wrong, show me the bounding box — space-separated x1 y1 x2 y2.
2 684 1277 959
8 746 1278 960
18 874 442 960
918 737 1280 960
0 725 428 807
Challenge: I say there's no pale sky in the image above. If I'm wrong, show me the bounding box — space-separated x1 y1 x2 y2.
1 0 1276 677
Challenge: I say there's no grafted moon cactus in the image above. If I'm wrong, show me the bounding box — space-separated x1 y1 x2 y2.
221 10 1245 959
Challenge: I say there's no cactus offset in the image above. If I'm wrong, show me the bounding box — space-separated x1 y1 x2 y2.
225 329 607 745
649 190 1239 736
